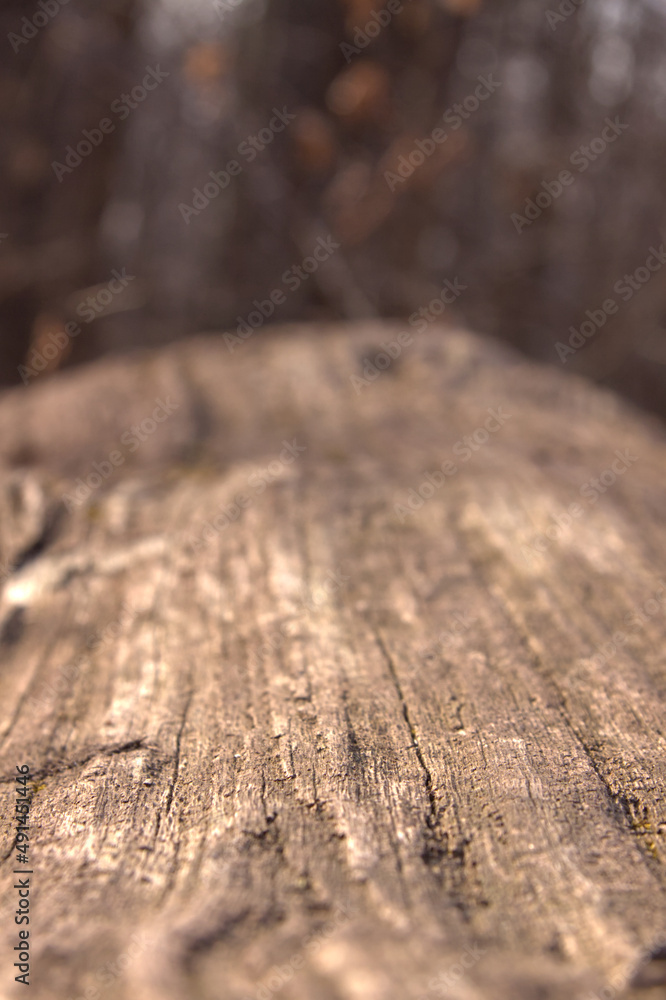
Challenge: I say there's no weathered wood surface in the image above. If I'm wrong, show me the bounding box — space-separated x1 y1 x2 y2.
1 323 666 1000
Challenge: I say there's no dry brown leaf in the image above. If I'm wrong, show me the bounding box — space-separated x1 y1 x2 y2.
291 109 338 174
182 43 230 85
27 313 73 376
342 0 389 33
326 61 390 123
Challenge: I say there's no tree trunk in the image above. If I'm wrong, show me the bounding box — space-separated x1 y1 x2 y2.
1 322 665 1000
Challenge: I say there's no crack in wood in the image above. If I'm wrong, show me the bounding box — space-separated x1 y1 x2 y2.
0 738 148 784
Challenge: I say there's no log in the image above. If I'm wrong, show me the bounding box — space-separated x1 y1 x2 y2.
1 322 665 1000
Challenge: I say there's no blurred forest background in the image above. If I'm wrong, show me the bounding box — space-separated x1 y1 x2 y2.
1 0 666 418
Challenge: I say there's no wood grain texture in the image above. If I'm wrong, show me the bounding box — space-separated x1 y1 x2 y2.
0 323 665 1000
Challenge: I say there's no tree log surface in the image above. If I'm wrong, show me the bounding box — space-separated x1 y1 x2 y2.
0 323 665 1000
